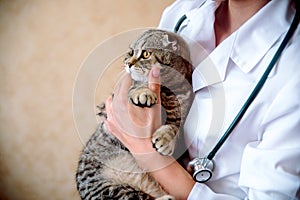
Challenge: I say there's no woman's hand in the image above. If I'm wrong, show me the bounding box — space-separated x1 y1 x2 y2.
104 66 162 155
104 66 195 198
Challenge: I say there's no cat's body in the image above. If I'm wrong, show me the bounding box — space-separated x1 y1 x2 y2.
76 29 194 200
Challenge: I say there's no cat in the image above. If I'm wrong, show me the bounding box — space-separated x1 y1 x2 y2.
76 29 194 200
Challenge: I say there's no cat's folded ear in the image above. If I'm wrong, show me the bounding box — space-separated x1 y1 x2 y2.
154 50 172 66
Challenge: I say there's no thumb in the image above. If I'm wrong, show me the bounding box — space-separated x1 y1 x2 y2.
149 66 161 103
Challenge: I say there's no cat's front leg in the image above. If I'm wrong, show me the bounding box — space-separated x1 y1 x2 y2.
151 125 179 156
128 85 157 107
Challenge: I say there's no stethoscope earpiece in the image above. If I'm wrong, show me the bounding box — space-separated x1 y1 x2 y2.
188 158 214 183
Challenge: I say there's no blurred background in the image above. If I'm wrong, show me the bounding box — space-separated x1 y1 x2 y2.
0 1 173 199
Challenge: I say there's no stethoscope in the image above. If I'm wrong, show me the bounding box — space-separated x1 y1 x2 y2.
174 1 300 183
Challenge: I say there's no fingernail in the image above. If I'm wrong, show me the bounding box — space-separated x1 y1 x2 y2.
152 68 160 78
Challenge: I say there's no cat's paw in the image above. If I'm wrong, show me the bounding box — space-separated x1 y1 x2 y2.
155 195 175 200
129 87 157 107
152 125 178 156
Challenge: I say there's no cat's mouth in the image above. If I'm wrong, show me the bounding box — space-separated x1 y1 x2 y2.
125 64 131 74
124 64 148 82
124 64 141 75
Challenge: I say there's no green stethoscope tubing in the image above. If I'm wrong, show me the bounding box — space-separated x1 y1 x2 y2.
174 1 300 181
207 7 300 161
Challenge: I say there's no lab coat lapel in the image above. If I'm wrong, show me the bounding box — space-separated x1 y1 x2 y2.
192 0 292 92
192 57 226 92
192 32 236 92
230 0 293 75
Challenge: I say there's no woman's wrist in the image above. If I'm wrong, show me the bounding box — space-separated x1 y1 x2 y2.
123 135 155 155
132 149 175 172
104 117 156 154
134 151 195 199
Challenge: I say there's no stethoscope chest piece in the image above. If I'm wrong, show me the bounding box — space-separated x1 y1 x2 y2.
188 157 214 183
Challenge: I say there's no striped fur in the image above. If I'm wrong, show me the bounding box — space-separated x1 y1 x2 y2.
126 29 194 156
76 29 193 200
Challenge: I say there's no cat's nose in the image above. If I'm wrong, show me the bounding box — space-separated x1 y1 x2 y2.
127 57 137 68
127 62 133 68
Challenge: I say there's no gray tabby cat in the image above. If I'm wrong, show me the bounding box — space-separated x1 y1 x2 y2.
76 29 194 200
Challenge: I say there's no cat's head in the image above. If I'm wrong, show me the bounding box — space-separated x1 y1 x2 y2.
124 29 190 82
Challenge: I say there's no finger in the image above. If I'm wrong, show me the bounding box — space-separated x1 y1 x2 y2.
149 66 161 104
148 66 162 129
113 72 132 101
105 95 126 140
104 95 115 134
105 95 113 121
119 72 132 90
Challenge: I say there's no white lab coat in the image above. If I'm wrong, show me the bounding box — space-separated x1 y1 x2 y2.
158 0 300 199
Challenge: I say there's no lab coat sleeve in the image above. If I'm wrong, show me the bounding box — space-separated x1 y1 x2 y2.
239 75 300 199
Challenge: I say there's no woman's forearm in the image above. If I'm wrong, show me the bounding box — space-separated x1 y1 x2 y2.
133 150 195 200
106 122 195 199
150 157 195 200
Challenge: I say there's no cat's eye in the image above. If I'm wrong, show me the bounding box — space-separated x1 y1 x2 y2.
127 49 134 56
142 50 151 59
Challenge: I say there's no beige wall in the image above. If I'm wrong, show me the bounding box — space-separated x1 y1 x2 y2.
0 1 173 199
